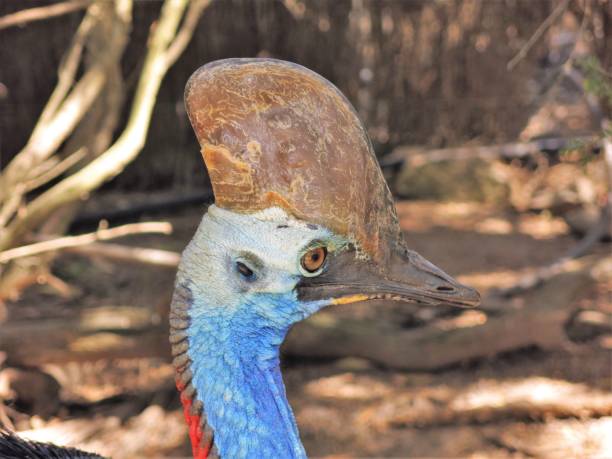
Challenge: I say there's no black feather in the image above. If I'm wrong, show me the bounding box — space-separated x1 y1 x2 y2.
0 429 106 459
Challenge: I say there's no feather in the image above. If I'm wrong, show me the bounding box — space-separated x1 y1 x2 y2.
0 429 105 459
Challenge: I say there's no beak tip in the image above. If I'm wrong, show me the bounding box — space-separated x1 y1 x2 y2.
457 284 481 308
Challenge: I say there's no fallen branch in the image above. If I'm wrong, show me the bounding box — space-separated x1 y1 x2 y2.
66 242 180 267
0 256 598 369
0 305 170 366
0 222 173 264
380 136 598 168
0 0 92 31
497 204 609 297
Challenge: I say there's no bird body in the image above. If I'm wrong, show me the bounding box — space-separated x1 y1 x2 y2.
0 429 104 459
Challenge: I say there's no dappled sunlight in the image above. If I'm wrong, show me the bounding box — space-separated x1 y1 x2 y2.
294 363 612 457
18 406 187 459
19 419 118 448
43 358 175 403
357 376 612 429
396 200 570 239
457 269 529 292
395 201 492 233
435 310 487 330
452 377 603 410
458 256 593 292
474 217 514 235
517 213 570 239
304 373 392 401
496 417 612 458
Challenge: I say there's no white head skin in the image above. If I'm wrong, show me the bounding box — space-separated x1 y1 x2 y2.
178 205 348 316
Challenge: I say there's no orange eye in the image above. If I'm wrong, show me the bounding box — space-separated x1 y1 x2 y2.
301 247 327 274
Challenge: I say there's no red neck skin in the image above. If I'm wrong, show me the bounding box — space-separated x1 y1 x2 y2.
177 381 212 459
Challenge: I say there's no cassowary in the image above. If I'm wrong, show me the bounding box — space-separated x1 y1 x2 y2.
170 58 479 459
0 58 479 458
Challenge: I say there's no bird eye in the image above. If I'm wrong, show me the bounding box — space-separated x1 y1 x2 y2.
236 261 255 279
300 246 327 275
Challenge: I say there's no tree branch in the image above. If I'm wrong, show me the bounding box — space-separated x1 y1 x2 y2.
0 186 24 229
23 147 88 193
65 242 180 267
0 1 131 203
496 206 609 297
0 0 92 31
0 222 172 264
35 5 97 128
0 0 203 251
163 0 211 69
507 0 571 70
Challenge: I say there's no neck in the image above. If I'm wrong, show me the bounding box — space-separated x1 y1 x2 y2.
187 295 307 459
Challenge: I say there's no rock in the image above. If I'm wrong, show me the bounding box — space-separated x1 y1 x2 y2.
394 158 509 204
0 367 61 418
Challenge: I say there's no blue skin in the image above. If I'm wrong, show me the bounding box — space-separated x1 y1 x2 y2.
187 291 323 458
178 206 344 458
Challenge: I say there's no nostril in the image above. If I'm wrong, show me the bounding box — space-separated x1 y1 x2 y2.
436 286 455 292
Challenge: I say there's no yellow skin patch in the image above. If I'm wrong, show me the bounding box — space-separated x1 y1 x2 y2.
331 294 370 306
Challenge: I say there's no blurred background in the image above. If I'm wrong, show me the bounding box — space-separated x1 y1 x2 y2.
0 0 610 457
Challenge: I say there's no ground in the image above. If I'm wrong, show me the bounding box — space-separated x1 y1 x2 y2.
1 198 610 458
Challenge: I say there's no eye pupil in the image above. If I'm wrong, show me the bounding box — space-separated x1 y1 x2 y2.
236 261 254 278
301 246 327 274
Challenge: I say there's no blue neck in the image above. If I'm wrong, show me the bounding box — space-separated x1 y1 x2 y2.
187 294 308 459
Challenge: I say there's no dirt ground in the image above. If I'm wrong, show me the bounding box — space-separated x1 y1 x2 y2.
1 199 610 458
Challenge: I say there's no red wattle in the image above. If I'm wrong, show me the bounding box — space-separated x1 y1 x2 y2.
177 381 211 459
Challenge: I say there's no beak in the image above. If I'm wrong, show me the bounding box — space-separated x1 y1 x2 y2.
297 244 480 309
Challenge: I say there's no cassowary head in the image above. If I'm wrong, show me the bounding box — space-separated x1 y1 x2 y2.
171 58 480 459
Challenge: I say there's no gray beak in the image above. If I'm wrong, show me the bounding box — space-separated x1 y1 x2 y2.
297 244 480 308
